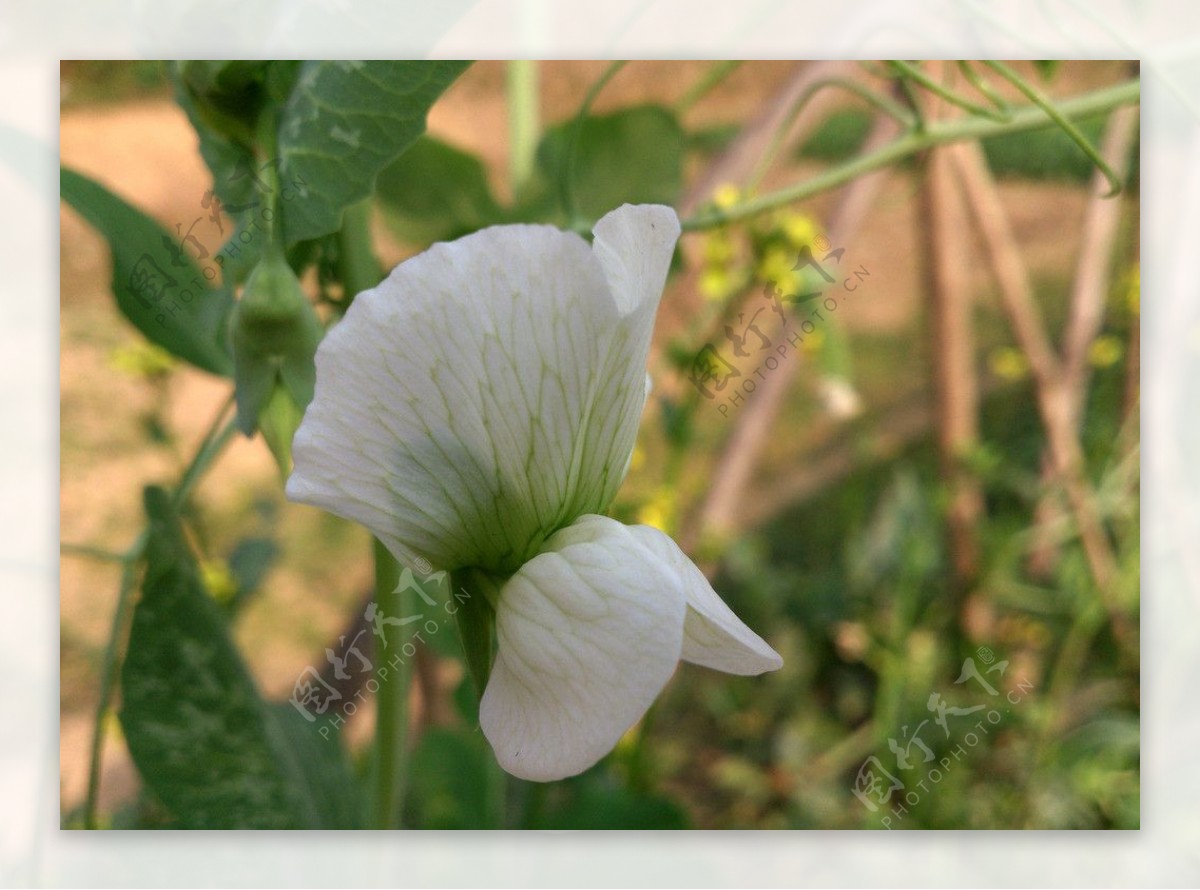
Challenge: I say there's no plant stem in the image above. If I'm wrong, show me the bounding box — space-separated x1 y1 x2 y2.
676 60 743 115
332 199 401 828
371 537 409 829
337 200 381 301
982 60 1124 197
173 398 238 510
889 60 1011 122
82 528 147 830
506 60 540 201
744 75 915 194
561 60 628 226
681 78 1139 232
60 543 127 563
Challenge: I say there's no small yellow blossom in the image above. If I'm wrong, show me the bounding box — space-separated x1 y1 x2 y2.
1088 335 1123 368
774 210 817 249
756 245 802 296
712 182 742 210
201 559 238 604
636 487 676 533
700 265 739 302
108 342 176 378
628 444 646 473
989 346 1030 381
1124 266 1140 317
701 229 737 266
801 328 825 355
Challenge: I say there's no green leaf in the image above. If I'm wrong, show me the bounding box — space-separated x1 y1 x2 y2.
60 166 233 376
530 779 690 829
537 104 685 221
405 727 496 829
224 536 278 615
119 487 342 828
265 703 365 829
176 61 272 144
276 60 471 245
375 136 503 244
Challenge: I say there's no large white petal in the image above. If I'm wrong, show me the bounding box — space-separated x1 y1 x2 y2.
286 205 680 573
626 525 783 676
480 514 686 781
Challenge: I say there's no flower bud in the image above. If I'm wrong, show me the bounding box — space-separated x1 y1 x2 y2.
231 249 323 466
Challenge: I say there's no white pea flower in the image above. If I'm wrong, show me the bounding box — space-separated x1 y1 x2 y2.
286 203 782 781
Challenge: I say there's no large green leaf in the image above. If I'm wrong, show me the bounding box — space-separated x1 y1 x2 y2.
277 60 471 245
537 104 685 221
375 135 504 244
266 703 365 829
119 487 355 828
405 727 496 829
60 167 233 376
529 777 690 829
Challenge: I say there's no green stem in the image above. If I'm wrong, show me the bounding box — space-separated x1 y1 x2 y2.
681 79 1139 232
561 60 628 226
676 60 743 115
60 543 127 563
172 399 238 510
506 60 540 201
256 109 285 246
744 76 915 195
889 60 1011 122
957 60 1011 117
371 537 408 829
487 748 508 829
82 528 147 830
983 60 1125 197
337 200 382 301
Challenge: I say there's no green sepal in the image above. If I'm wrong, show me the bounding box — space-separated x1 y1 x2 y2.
452 568 500 706
230 248 323 436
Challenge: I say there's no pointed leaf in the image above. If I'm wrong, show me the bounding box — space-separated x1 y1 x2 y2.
375 135 504 244
119 487 344 828
277 60 471 245
60 166 233 376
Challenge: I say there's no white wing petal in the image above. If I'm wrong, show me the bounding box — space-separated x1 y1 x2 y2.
286 205 680 572
626 525 783 675
480 514 686 781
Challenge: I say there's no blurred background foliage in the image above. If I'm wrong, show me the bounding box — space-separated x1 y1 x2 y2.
60 60 1139 830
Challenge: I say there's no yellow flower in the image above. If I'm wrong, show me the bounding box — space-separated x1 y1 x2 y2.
774 210 817 249
108 342 176 378
700 265 739 302
701 229 737 266
1088 335 1123 368
628 444 646 473
636 487 676 533
201 559 238 604
1124 265 1140 317
712 182 741 210
756 245 801 295
989 346 1030 381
